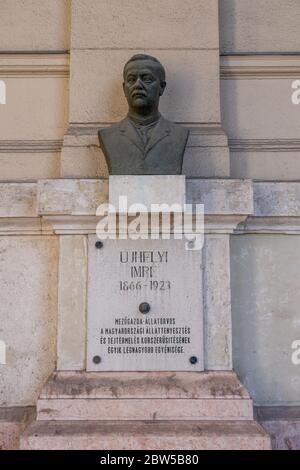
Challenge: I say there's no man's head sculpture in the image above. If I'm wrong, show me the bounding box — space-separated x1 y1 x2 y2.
122 54 166 118
98 54 189 175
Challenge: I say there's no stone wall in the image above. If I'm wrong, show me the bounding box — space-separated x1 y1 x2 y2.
220 0 300 180
0 0 299 449
61 0 229 178
0 0 70 180
0 236 58 406
231 234 300 405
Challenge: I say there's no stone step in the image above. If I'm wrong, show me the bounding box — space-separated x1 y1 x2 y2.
20 420 271 450
36 371 253 421
40 371 251 400
37 397 253 421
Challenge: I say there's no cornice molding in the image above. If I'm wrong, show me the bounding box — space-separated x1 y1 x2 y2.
0 53 69 77
221 55 300 79
1 179 300 235
229 139 300 152
0 140 63 153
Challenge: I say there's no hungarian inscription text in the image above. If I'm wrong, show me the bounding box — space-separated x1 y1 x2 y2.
87 237 203 371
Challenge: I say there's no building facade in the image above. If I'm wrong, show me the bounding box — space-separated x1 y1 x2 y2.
0 0 299 449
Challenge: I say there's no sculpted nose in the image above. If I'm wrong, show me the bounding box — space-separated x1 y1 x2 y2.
135 77 143 88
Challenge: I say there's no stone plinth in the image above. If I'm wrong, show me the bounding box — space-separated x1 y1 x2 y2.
21 420 270 451
36 371 252 421
21 371 270 450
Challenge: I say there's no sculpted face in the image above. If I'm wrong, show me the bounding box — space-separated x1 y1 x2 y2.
123 59 166 115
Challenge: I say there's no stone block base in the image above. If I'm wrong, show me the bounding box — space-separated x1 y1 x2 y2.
20 371 270 450
21 420 270 450
256 407 300 450
261 420 300 451
0 407 35 450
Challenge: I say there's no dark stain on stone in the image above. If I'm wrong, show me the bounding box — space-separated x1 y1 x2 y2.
284 436 294 450
39 408 54 414
109 386 119 398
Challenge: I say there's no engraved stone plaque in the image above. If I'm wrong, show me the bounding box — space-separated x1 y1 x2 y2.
87 236 203 371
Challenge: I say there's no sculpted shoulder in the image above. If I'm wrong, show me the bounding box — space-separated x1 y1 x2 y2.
163 118 189 138
158 117 189 147
98 120 125 139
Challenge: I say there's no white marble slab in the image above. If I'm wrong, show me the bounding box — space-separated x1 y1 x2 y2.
109 175 185 214
87 236 203 371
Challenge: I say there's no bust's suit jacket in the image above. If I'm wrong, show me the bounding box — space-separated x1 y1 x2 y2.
98 116 189 175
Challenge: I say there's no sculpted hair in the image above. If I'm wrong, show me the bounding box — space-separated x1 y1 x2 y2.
123 54 166 82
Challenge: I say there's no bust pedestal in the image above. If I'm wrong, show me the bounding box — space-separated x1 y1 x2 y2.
20 176 270 449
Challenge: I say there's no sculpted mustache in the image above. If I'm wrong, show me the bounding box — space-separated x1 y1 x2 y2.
131 91 147 97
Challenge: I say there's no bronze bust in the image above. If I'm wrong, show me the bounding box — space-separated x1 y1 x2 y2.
98 54 189 175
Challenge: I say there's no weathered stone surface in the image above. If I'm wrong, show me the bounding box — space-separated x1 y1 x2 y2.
0 407 35 450
0 183 37 217
37 397 252 422
256 406 300 450
0 0 70 51
38 179 108 215
203 235 232 370
0 218 43 235
21 420 270 450
57 236 87 370
186 179 253 215
0 179 254 219
36 373 252 420
253 182 300 216
39 371 250 400
0 236 58 406
260 420 300 450
21 371 270 449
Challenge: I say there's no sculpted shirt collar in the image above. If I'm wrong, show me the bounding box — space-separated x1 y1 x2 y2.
128 114 161 147
127 112 161 127
119 113 171 155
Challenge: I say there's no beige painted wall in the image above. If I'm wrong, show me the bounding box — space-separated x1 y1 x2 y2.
0 0 70 51
220 1 300 180
220 0 300 53
0 1 70 181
